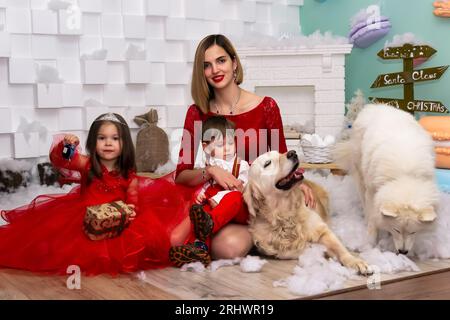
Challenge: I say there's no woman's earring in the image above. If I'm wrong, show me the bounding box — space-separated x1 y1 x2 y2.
233 69 237 83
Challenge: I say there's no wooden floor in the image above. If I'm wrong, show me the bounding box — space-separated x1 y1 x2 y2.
314 267 450 300
1 257 450 300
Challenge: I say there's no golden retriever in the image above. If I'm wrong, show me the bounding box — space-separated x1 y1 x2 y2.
243 150 371 275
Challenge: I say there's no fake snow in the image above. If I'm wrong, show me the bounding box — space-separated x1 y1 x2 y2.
240 256 268 273
234 30 349 49
384 33 427 48
273 245 357 296
350 4 382 27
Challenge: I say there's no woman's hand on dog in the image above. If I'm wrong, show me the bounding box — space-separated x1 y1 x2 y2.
300 184 316 208
207 166 244 192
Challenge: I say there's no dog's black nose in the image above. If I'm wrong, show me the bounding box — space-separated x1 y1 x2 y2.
287 150 297 160
398 249 408 255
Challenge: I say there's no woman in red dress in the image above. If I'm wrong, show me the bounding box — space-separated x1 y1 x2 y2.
0 113 189 275
169 34 316 266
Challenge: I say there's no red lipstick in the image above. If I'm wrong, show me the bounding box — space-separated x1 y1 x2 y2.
212 75 224 83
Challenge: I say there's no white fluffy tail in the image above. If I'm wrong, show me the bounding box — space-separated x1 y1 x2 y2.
332 140 354 172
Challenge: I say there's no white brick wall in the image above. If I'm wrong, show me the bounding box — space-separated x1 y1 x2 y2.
0 107 12 133
0 0 309 160
14 132 40 158
36 83 63 108
239 45 352 138
31 10 58 35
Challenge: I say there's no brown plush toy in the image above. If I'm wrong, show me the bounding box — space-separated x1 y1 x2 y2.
134 109 169 172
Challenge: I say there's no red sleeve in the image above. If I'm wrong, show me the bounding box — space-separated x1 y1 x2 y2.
264 97 288 153
175 105 203 178
125 173 139 210
49 135 89 176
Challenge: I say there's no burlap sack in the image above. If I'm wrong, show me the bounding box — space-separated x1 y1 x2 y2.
134 109 169 172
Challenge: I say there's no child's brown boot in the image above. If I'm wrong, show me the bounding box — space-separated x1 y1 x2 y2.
169 241 211 268
189 204 214 242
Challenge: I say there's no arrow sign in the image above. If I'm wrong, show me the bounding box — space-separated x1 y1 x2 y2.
369 97 449 114
371 66 449 88
377 44 437 60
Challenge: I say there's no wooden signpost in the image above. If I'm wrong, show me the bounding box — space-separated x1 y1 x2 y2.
370 43 449 114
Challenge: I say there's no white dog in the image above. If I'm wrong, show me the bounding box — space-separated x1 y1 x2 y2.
334 104 439 254
243 150 371 275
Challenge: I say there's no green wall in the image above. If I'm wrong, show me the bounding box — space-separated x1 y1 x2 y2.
301 0 450 108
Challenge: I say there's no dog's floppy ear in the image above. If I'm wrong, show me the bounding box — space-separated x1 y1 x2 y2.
380 204 398 218
243 182 265 217
419 206 437 222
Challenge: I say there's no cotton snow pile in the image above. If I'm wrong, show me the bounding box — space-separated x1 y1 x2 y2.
240 256 267 272
0 182 73 226
316 174 372 252
384 32 427 48
0 158 34 173
273 245 358 296
350 5 381 28
273 244 421 297
360 248 419 273
234 30 349 49
178 256 267 274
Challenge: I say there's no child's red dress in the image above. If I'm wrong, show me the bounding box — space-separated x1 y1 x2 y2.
0 138 192 275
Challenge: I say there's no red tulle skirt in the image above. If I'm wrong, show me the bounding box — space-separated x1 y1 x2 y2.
0 173 196 276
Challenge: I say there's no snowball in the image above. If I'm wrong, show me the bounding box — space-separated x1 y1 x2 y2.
240 255 267 273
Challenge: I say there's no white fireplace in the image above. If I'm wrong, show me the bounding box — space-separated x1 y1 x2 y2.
238 44 353 148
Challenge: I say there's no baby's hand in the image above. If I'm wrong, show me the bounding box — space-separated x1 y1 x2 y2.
208 198 218 208
195 192 206 204
64 134 80 146
127 203 137 221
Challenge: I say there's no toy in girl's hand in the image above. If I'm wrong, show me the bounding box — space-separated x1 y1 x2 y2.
62 143 76 160
62 134 79 160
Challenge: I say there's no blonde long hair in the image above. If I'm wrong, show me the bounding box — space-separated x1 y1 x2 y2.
191 34 244 114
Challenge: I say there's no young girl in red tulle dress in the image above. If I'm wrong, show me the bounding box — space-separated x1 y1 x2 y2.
0 113 190 275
